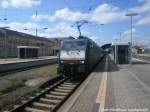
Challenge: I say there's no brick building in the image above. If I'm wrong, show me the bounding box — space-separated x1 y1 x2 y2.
0 28 59 58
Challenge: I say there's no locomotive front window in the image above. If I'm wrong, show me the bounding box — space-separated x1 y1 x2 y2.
61 41 86 50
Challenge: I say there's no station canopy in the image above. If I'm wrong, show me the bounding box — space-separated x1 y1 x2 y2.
17 46 40 59
101 43 112 49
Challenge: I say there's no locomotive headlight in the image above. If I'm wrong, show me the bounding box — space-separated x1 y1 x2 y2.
60 61 64 63
80 61 85 64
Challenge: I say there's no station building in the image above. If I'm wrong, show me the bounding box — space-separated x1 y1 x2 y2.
0 28 59 58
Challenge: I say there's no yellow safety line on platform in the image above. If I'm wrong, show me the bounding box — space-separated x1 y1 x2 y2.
96 72 107 112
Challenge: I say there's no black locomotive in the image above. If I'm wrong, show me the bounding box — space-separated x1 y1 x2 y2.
58 36 104 77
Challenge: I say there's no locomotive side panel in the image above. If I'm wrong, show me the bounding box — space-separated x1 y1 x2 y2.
87 40 104 71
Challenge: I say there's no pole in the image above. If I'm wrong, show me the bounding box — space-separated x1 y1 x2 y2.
118 32 122 43
36 11 38 37
125 12 138 64
77 25 81 36
131 16 133 46
36 28 38 37
120 33 121 42
125 13 138 45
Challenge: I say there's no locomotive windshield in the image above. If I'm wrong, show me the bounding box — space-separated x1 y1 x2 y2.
61 40 86 50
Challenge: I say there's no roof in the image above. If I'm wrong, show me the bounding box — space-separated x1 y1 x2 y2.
112 43 131 46
101 43 112 49
17 46 40 49
0 28 54 43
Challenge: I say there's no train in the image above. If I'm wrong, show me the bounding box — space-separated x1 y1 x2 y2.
58 36 104 77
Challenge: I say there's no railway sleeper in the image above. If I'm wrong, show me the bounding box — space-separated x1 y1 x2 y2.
45 87 51 90
60 84 76 87
13 105 20 108
22 100 28 103
45 94 65 100
40 90 46 93
50 91 68 96
57 86 74 90
63 83 77 86
39 98 60 105
32 102 54 110
54 88 72 93
25 107 48 112
29 96 34 99
63 82 75 84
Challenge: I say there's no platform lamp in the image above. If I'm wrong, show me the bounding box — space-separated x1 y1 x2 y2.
24 27 48 37
23 28 30 46
37 27 48 56
125 12 138 46
35 27 48 37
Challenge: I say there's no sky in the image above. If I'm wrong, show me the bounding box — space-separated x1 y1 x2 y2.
0 0 150 46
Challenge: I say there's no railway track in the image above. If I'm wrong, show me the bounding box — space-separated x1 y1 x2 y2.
8 76 83 112
6 56 106 112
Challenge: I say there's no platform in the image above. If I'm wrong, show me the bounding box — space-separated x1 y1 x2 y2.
0 56 57 64
0 56 58 73
58 55 150 112
133 54 150 62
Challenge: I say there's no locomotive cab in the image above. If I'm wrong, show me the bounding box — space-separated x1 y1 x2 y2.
59 39 87 77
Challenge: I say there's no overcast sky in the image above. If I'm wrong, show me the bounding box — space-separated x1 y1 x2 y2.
0 0 150 45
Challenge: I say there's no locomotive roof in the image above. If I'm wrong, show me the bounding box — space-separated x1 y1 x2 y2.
62 36 100 47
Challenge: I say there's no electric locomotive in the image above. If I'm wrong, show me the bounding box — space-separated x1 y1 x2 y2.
58 36 104 77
